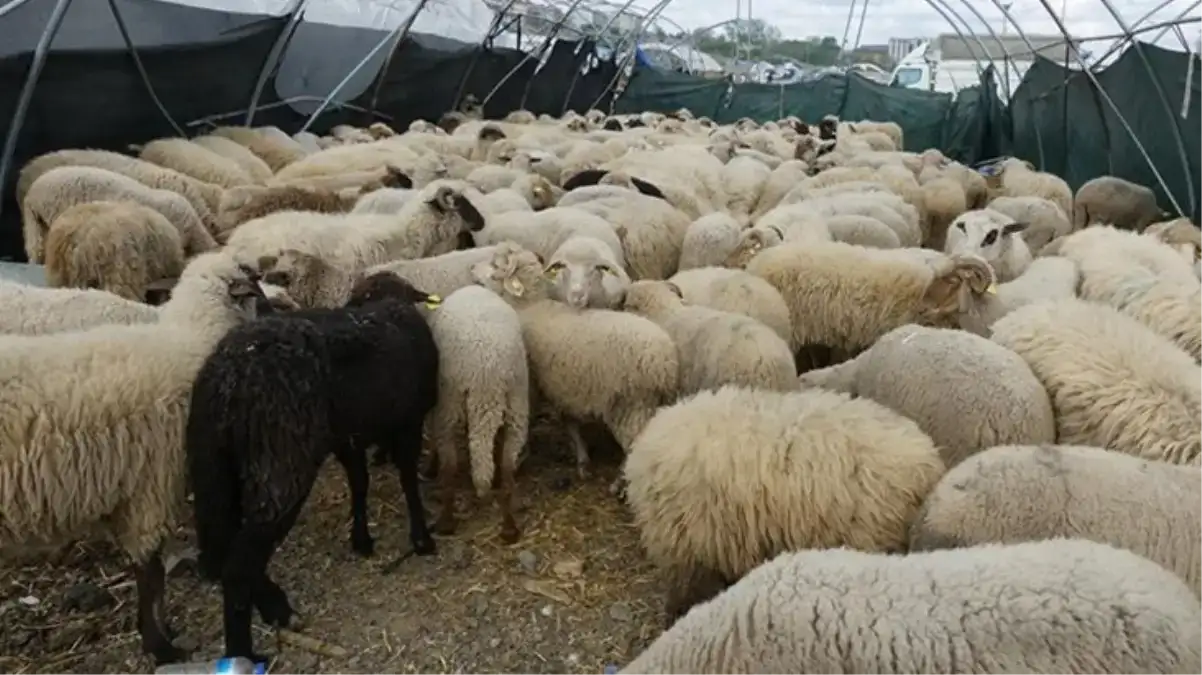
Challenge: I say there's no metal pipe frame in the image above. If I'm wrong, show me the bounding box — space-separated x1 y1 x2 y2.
449 0 522 115
297 0 430 134
106 0 186 137
187 96 390 130
244 0 311 126
0 0 73 227
367 0 434 119
589 0 673 112
481 0 591 109
559 0 645 114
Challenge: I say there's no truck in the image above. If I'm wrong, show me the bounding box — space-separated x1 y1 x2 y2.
888 33 1076 102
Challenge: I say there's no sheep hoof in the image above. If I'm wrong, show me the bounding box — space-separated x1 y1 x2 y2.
412 535 437 556
351 534 375 557
499 525 521 545
151 642 189 666
255 587 295 629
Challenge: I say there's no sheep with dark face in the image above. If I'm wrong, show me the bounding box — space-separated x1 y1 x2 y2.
186 271 441 662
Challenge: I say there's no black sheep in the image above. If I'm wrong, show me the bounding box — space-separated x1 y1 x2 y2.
186 271 441 661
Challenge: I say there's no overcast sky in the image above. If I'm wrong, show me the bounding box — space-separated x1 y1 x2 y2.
656 0 1200 50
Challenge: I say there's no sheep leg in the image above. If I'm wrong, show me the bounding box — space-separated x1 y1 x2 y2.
663 563 729 628
390 422 436 556
134 553 187 665
433 442 459 536
221 516 297 662
333 444 374 557
566 422 591 480
494 425 520 544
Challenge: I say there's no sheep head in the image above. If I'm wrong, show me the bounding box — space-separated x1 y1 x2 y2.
427 185 486 235
471 241 547 302
945 210 1027 269
544 237 630 310
817 115 839 140
917 253 996 335
620 279 684 316
347 271 439 309
725 226 784 270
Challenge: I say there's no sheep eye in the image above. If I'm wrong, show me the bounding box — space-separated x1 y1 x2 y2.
982 230 999 246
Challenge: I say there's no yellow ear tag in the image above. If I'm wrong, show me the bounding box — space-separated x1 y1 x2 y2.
424 294 442 310
984 283 998 295
544 267 559 279
506 278 525 297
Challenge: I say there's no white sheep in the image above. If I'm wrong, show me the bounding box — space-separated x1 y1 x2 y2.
425 285 528 543
22 165 217 263
800 324 1055 469
471 242 678 479
621 539 1202 674
190 134 275 182
623 384 944 621
910 443 1201 596
472 206 624 265
0 252 264 664
544 235 630 310
983 157 1073 218
133 138 255 188
944 208 1032 282
561 187 692 280
985 194 1072 253
667 266 795 352
677 212 743 271
718 155 771 223
990 298 1200 465
621 280 796 395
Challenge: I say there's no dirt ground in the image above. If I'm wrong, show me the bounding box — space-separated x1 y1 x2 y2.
0 439 664 674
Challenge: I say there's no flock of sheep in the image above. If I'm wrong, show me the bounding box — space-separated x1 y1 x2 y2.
2 102 1201 673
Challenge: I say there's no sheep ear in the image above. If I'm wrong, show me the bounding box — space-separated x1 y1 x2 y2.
562 169 607 191
630 177 666 200
922 256 995 313
1022 160 1035 171
533 251 545 266
452 194 486 232
257 254 278 271
384 165 413 189
665 281 684 299
1002 221 1028 236
145 277 178 305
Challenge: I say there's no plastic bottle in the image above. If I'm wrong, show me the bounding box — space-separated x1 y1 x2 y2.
154 657 266 674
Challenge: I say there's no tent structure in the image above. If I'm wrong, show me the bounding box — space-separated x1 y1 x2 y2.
0 0 661 260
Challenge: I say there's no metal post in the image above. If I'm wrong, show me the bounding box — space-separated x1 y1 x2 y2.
298 0 429 134
106 0 185 136
0 0 74 227
482 0 591 110
245 0 312 126
367 0 432 120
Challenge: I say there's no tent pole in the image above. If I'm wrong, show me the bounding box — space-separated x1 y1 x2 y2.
0 0 38 20
451 0 516 115
246 0 312 126
106 0 186 136
367 0 432 121
0 0 74 228
298 0 429 134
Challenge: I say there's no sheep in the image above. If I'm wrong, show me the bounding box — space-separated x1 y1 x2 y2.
1047 223 1198 286
191 134 275 182
43 200 185 301
724 213 904 269
990 298 1200 465
1073 175 1166 231
745 242 996 368
719 155 770 223
623 385 945 621
563 189 691 280
216 184 366 242
985 194 1072 253
1145 216 1201 264
291 131 323 154
622 280 796 395
800 324 1055 469
667 266 795 352
776 190 922 247
943 208 1033 282
187 271 439 661
425 284 528 543
621 538 1202 674
472 207 623 265
17 148 223 231
467 187 532 217
0 252 265 665
749 159 809 221
983 157 1073 218
351 187 415 216
544 235 631 310
226 181 486 273
966 255 1080 326
210 125 308 172
470 242 678 478
22 165 217 262
919 176 969 250
909 443 1201 596
133 138 255 188
271 164 413 193
677 212 743 271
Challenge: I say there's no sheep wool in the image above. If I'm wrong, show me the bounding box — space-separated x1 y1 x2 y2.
623 385 944 620
910 443 1202 596
667 266 795 352
990 298 1200 465
1073 174 1165 231
426 285 529 543
622 539 1202 674
800 324 1055 469
134 138 255 189
677 212 744 271
44 200 185 302
622 280 796 395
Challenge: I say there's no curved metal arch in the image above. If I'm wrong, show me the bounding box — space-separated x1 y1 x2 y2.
244 0 311 126
1091 0 1196 214
926 0 1004 93
946 0 1027 100
559 0 646 114
589 0 674 112
480 0 592 109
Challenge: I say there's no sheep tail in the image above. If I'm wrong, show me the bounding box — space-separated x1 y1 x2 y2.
466 390 505 498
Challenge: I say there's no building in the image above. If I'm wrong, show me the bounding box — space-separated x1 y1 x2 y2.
888 37 925 64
